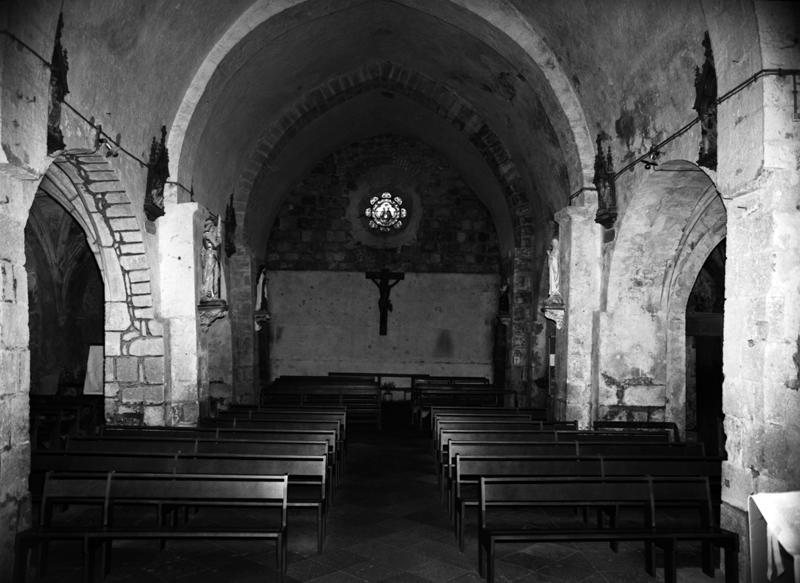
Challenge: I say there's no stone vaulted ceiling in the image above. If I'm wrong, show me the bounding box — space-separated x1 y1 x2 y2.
175 0 583 257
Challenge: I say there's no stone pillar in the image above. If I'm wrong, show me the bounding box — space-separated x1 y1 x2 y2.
554 194 602 428
509 247 532 403
0 169 36 578
720 169 800 572
158 197 201 425
228 251 257 404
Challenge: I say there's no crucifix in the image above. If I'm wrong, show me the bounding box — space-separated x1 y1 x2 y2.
366 268 404 335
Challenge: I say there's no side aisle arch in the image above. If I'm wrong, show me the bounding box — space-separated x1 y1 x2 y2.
39 150 166 425
598 160 723 429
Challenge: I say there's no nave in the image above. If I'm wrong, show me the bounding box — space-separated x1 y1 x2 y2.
27 406 722 583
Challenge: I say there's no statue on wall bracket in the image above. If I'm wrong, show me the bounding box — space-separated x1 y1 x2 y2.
593 132 617 229
224 194 237 257
198 212 227 332
542 236 565 329
144 126 169 222
47 12 69 154
254 265 270 331
694 31 717 170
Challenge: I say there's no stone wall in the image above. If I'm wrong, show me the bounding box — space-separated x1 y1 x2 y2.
0 169 36 578
269 270 497 380
266 135 500 274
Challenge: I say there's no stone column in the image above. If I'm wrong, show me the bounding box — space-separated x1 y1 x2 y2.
720 169 800 569
0 169 36 577
158 196 202 425
228 251 257 404
554 193 602 428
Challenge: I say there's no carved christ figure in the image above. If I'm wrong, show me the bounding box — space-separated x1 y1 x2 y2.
547 237 560 298
201 215 222 301
366 269 404 335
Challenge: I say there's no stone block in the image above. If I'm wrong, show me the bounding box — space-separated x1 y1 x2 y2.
115 356 139 382
104 204 135 218
622 385 666 407
131 294 152 307
119 254 149 272
109 217 140 231
103 192 130 204
104 332 121 356
121 384 164 404
131 282 151 295
1 259 16 301
129 337 164 356
105 302 130 331
143 404 165 426
0 303 29 348
104 357 116 381
147 319 164 336
119 243 146 256
88 181 124 194
120 230 144 243
127 270 150 283
134 308 155 319
143 357 164 384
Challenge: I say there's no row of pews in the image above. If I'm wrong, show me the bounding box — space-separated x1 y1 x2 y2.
427 407 739 583
262 373 515 431
15 404 351 583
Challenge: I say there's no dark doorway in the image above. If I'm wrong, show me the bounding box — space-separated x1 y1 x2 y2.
25 191 104 447
685 239 726 458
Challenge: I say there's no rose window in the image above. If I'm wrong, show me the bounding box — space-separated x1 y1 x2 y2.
365 192 407 232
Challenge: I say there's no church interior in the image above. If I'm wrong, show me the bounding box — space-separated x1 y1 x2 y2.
1 1 798 581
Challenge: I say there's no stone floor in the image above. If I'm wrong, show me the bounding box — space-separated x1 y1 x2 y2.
25 407 726 582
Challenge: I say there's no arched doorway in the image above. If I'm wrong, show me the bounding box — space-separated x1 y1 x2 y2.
685 239 726 457
25 190 104 446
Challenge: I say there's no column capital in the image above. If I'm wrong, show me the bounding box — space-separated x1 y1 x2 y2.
555 189 598 225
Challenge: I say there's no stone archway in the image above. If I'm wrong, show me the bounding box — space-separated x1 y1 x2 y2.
37 151 166 425
598 160 723 428
165 0 594 195
664 185 726 438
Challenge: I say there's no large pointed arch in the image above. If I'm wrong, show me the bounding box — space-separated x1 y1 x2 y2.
36 151 166 425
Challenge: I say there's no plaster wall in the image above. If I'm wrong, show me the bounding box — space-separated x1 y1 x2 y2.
268 271 497 380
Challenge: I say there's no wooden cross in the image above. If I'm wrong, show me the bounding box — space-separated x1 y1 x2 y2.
366 269 404 335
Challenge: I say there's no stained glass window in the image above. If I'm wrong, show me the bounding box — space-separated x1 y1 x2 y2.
364 192 407 232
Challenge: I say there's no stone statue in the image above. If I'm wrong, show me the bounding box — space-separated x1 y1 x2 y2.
255 266 268 313
201 214 222 301
547 237 560 299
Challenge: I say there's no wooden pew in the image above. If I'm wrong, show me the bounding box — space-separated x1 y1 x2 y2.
217 408 347 438
424 406 548 431
477 476 738 583
435 429 671 487
63 435 340 484
452 454 723 549
101 426 344 468
440 439 707 509
412 385 519 427
14 472 290 583
433 420 579 455
593 420 682 442
264 377 382 429
30 450 328 553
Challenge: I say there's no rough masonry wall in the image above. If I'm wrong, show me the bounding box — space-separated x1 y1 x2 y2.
266 135 500 274
0 170 35 577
